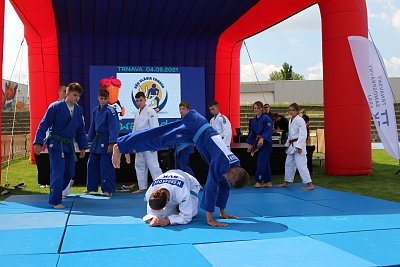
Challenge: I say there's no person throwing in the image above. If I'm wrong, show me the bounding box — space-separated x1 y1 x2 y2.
112 110 249 227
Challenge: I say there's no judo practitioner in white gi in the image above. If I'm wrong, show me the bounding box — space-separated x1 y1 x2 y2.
112 110 249 227
143 169 201 226
279 103 314 190
208 101 232 148
132 91 163 194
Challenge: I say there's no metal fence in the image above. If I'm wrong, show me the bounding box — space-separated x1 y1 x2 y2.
1 134 30 162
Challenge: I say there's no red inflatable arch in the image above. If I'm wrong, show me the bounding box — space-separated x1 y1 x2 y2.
0 0 371 178
215 0 371 175
0 0 4 181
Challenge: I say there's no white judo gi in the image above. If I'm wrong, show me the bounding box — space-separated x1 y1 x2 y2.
284 115 312 184
133 105 163 190
210 113 232 147
144 170 201 225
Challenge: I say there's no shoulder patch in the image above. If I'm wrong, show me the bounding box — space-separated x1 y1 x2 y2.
107 105 116 115
221 115 227 124
227 153 239 163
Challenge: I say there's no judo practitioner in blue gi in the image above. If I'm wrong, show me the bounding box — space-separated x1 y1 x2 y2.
175 101 195 176
247 101 273 188
86 89 119 196
33 83 88 208
112 110 249 227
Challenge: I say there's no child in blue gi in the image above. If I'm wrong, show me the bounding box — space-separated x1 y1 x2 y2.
112 110 249 227
86 89 119 196
247 101 273 188
175 101 195 176
33 83 88 208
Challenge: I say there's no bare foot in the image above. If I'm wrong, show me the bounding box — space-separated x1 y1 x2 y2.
132 189 146 194
278 182 289 187
207 220 228 227
123 184 136 189
301 183 314 190
254 182 262 188
53 204 65 209
101 192 112 197
262 182 272 188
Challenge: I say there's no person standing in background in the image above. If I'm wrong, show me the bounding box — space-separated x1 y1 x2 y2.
263 103 273 119
33 83 88 208
57 83 75 198
175 101 195 176
247 101 273 188
86 89 119 196
131 92 163 194
279 103 313 190
58 84 67 100
300 109 310 143
209 101 232 148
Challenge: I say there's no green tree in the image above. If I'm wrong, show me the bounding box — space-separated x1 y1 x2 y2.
269 62 304 81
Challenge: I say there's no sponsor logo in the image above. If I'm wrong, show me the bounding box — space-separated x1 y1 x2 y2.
152 178 184 188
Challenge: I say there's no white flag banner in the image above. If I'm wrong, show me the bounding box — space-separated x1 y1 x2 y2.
348 36 400 160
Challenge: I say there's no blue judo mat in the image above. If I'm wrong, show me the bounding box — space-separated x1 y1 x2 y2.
1 185 400 266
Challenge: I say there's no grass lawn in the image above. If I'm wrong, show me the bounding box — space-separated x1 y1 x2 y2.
1 150 400 202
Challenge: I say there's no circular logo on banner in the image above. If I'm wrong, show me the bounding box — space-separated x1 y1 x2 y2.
131 77 168 112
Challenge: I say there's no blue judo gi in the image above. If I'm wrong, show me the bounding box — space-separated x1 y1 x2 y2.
87 104 119 193
33 100 88 205
247 113 273 183
175 143 195 176
117 110 240 212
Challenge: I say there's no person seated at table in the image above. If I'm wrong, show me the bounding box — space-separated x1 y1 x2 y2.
272 113 289 144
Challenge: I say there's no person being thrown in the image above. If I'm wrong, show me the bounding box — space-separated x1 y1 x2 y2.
143 169 201 226
112 109 249 227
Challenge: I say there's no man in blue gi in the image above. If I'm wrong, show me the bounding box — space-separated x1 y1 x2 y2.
175 101 195 176
33 82 88 209
86 89 119 196
112 110 249 227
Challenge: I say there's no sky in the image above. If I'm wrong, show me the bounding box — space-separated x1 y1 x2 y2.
240 0 400 81
2 0 400 85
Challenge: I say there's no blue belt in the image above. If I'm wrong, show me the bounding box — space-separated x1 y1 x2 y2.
190 190 199 198
175 142 193 157
193 124 211 144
